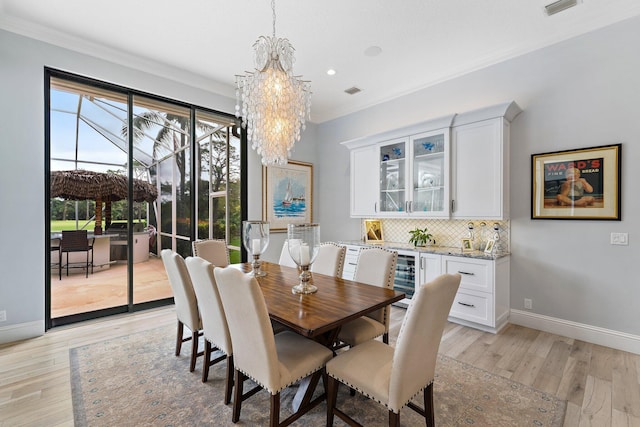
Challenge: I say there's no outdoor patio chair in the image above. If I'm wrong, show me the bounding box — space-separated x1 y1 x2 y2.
59 230 94 280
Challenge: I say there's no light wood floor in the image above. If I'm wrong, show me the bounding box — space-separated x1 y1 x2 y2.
2 306 639 426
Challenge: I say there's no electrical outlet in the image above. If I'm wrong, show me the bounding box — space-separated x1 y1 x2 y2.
0 310 6 322
524 299 532 310
611 232 628 245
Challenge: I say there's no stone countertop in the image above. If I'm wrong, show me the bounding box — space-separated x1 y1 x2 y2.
339 240 509 261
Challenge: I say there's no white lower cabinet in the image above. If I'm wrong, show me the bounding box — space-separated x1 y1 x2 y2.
340 243 510 333
341 245 361 280
442 254 510 333
419 253 442 284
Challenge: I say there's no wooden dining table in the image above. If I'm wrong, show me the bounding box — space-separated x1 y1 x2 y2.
231 261 405 412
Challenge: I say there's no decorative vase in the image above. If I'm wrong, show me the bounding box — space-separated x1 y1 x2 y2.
287 223 320 294
242 220 270 277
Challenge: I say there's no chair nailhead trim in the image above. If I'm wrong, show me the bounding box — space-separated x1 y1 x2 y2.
238 364 326 395
327 373 433 414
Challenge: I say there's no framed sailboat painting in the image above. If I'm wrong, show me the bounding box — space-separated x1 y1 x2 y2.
263 160 313 231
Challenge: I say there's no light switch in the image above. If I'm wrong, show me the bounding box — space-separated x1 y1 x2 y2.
610 232 628 245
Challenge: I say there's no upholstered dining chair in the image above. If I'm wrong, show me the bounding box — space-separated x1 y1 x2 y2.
326 273 461 427
311 242 346 277
278 240 298 268
213 266 334 427
161 249 202 372
192 238 230 267
185 257 234 404
59 230 94 279
337 247 398 346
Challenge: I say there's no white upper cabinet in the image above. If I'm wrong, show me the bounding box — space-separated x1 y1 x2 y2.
342 102 520 219
451 102 521 219
350 145 379 217
342 114 455 218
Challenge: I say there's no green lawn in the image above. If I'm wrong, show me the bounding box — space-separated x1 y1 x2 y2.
50 220 96 232
51 220 243 263
50 220 146 232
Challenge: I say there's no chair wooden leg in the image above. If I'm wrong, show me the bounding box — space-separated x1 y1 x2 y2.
326 376 338 426
225 355 234 405
202 340 211 382
85 250 89 278
175 321 184 356
59 250 62 280
389 410 400 427
383 332 389 344
425 383 434 427
270 393 280 427
189 330 199 372
232 369 244 423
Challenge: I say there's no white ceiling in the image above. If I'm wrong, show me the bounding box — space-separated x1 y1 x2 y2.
2 0 640 123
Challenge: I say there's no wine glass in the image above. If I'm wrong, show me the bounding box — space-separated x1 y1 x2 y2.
287 223 320 294
242 220 269 277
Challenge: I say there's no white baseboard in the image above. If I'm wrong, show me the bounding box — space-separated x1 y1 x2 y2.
0 320 45 344
510 309 640 355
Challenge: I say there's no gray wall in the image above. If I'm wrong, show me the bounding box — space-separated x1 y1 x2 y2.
317 16 639 336
0 29 316 340
2 14 638 342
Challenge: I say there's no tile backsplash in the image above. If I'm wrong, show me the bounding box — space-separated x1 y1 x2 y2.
360 218 510 253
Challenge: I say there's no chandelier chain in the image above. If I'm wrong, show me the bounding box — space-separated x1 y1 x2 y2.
272 0 276 37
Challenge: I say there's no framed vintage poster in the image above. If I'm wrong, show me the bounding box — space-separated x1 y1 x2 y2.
531 144 621 220
364 219 383 243
461 238 473 252
262 160 313 232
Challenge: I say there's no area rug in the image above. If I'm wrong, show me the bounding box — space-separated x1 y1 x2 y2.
70 326 566 426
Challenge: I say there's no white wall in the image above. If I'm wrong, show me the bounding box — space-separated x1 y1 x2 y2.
0 29 316 342
317 16 640 339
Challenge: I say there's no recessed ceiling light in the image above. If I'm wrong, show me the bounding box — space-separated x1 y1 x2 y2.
327 69 336 76
364 46 382 57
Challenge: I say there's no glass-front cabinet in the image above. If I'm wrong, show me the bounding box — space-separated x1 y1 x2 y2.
379 138 408 213
377 128 450 217
410 129 450 217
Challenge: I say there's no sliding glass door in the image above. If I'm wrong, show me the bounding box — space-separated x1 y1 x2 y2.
194 110 242 263
49 78 132 319
46 70 244 327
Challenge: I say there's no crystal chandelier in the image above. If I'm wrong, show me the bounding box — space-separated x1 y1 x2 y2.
235 0 311 166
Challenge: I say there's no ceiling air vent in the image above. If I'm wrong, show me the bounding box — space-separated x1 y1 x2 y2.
544 0 578 16
344 86 362 95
